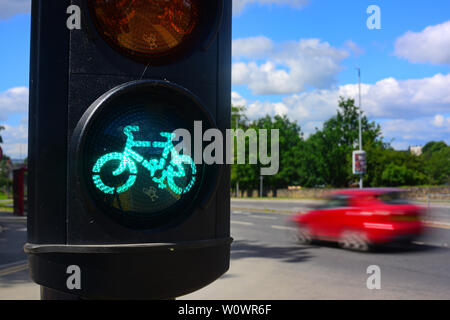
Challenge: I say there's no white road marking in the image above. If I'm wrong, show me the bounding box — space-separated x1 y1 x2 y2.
231 220 254 226
232 211 250 215
250 215 277 220
271 225 296 231
412 241 449 249
423 220 450 229
0 260 28 277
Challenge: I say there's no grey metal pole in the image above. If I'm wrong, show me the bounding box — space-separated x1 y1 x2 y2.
357 68 363 189
236 118 239 197
259 176 263 198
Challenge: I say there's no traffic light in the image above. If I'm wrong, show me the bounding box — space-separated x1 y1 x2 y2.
26 0 231 299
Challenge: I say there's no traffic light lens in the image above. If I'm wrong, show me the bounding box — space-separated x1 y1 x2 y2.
79 82 214 230
89 0 203 61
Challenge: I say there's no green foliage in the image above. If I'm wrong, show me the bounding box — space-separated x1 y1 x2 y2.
0 155 12 193
232 98 447 194
421 142 450 185
252 115 303 192
422 141 447 155
230 108 303 194
300 97 383 187
381 163 426 186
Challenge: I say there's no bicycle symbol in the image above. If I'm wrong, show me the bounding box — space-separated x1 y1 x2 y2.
92 125 196 196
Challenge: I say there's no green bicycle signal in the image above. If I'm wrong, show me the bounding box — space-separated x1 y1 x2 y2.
92 125 197 196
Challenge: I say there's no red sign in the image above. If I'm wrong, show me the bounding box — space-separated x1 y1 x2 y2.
353 150 367 175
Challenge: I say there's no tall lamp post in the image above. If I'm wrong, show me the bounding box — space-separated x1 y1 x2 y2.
357 68 363 189
235 117 239 197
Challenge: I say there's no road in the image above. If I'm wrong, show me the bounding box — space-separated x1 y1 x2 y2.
183 208 450 299
1 199 450 299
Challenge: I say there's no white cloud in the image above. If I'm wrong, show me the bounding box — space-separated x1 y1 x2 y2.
0 87 29 158
0 0 31 20
1 120 28 159
381 117 450 149
432 114 445 127
246 100 288 119
236 73 450 122
232 38 349 95
232 36 274 59
0 87 29 121
233 73 450 146
232 91 248 106
233 0 308 15
395 20 450 65
344 40 365 57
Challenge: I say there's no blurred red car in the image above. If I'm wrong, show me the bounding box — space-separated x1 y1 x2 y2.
289 189 425 251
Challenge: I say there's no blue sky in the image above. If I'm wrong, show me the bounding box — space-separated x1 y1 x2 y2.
0 0 449 158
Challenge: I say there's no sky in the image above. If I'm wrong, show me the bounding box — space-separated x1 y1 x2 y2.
0 0 449 159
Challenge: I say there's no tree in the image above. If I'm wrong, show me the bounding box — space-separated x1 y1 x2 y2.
230 107 304 196
231 105 248 130
251 115 303 195
422 142 450 185
230 99 448 192
0 155 12 194
422 141 447 156
300 97 383 187
0 125 4 144
230 105 253 195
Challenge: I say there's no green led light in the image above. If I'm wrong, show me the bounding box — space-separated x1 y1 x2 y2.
91 126 196 196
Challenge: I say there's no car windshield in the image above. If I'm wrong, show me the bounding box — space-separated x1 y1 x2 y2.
377 192 410 204
319 195 349 208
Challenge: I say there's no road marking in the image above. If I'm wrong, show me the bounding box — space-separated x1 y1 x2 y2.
231 220 254 226
412 241 449 249
423 221 450 229
0 217 27 223
250 215 277 220
271 225 296 231
0 260 28 277
232 211 251 215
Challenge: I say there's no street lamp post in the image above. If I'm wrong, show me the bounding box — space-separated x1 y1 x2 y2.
260 175 263 198
357 68 363 189
236 118 239 197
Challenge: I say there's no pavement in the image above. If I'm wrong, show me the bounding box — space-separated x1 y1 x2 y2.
0 211 35 300
1 198 450 300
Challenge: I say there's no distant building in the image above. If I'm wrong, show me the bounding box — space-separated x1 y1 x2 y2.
409 146 423 156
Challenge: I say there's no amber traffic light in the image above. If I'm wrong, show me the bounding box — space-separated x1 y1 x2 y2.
88 0 214 63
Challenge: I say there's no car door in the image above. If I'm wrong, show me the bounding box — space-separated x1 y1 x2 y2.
313 195 349 240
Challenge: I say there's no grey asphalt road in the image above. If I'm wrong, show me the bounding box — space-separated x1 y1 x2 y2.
0 217 27 266
183 209 450 299
1 200 450 300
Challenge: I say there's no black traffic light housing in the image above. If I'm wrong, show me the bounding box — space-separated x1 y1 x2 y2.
26 0 231 299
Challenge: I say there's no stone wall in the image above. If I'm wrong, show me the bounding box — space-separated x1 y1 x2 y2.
237 187 450 200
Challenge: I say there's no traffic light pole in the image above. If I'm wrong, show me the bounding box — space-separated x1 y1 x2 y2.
27 0 232 300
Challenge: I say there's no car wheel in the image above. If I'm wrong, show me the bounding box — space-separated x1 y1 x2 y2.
339 230 370 252
292 225 312 245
